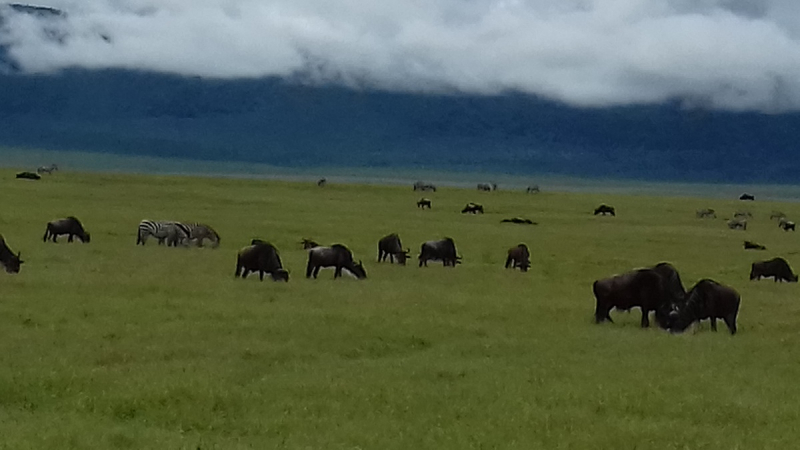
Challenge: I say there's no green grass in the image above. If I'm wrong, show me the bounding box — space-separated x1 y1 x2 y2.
1 169 800 449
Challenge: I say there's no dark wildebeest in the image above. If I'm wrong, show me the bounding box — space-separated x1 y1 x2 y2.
413 181 436 192
417 198 432 209
779 218 795 231
317 178 327 187
301 238 320 249
743 240 766 250
16 172 40 180
727 218 747 230
418 238 462 267
594 204 615 216
750 257 798 282
235 241 289 281
377 233 410 265
0 235 23 274
696 208 716 218
306 244 367 279
477 183 492 191
505 244 530 272
593 262 686 328
667 279 741 335
526 185 540 193
461 203 484 214
43 217 91 243
500 217 537 225
739 193 755 201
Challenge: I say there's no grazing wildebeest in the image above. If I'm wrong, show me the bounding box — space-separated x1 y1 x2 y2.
37 164 58 175
377 233 410 265
733 210 752 219
500 217 537 225
235 241 289 281
0 235 23 274
667 279 741 335
419 238 462 267
727 218 747 230
594 204 615 216
696 208 716 218
740 193 755 201
771 211 786 220
16 172 40 180
477 183 492 191
779 218 796 231
317 178 327 187
301 238 319 249
505 244 530 272
461 203 484 214
593 262 686 328
413 181 436 192
43 217 91 243
744 241 766 250
526 185 540 194
306 244 367 279
750 257 798 282
417 198 432 209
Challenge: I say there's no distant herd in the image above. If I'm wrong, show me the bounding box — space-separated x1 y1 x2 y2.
4 175 797 337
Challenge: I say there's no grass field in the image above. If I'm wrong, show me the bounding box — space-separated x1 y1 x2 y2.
2 168 800 449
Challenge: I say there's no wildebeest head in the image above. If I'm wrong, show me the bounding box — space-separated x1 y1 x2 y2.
271 269 290 282
2 251 23 274
347 260 368 279
301 238 319 249
80 232 91 243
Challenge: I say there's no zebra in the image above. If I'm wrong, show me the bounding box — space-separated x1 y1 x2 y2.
37 164 58 175
180 223 221 248
136 220 190 247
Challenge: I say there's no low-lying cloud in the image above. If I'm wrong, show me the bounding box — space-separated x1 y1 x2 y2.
2 0 800 111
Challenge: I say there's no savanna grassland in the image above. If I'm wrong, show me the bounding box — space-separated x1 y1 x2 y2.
2 169 800 449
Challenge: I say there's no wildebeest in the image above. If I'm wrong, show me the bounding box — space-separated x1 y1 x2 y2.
667 279 741 335
594 204 615 216
727 218 747 230
43 217 91 243
377 233 410 265
770 211 786 220
526 185 540 193
461 202 484 214
500 217 537 225
696 208 716 218
306 244 367 279
37 164 58 175
0 235 23 274
779 218 795 231
419 238 462 267
317 178 327 187
16 172 40 180
505 244 530 272
235 241 289 281
593 262 686 328
417 198 432 209
750 257 798 282
739 193 755 201
413 181 436 192
477 183 492 191
744 240 766 250
733 210 752 219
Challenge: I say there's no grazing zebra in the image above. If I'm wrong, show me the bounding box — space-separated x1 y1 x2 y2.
180 223 221 248
36 164 58 175
136 220 190 247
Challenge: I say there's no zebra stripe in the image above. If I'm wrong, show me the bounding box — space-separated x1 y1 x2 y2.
136 220 189 246
180 223 221 248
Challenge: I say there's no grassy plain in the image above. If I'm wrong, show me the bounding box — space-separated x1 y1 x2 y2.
1 168 800 449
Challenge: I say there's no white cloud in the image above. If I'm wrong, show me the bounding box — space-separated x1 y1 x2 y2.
2 0 800 111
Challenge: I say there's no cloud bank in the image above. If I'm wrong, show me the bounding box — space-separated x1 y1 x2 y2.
2 0 800 111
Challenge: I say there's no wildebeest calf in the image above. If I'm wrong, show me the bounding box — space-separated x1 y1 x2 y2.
505 244 530 272
377 233 410 265
594 204 615 216
0 234 23 274
461 203 484 214
667 279 740 335
743 240 766 250
750 257 798 282
43 216 91 243
417 198 432 209
236 241 289 281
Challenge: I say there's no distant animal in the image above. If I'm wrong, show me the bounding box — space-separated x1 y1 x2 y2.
43 216 91 243
235 241 289 281
417 198 432 209
505 244 530 272
16 172 40 180
461 202 484 214
526 185 540 193
594 204 615 216
306 244 367 279
593 262 686 328
739 193 755 201
696 208 716 218
667 279 740 335
779 218 795 231
733 210 752 219
317 178 327 187
750 257 798 282
36 164 58 175
377 233 410 265
770 211 786 220
0 235 23 274
413 181 436 192
136 220 190 246
743 241 766 250
181 223 221 248
301 238 319 249
500 217 537 225
727 218 747 230
419 237 462 267
477 183 492 191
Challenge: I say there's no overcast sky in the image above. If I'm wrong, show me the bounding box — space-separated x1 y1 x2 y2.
2 0 800 111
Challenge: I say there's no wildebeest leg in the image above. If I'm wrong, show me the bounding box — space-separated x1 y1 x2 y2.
259 270 264 281
389 254 395 264
640 308 651 328
709 317 718 332
505 256 512 269
723 314 737 335
334 265 342 279
68 234 74 242
305 260 315 278
313 266 321 278
52 234 58 243
42 228 49 242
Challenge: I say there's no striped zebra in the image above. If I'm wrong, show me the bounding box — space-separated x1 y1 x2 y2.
136 220 190 247
180 223 221 248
